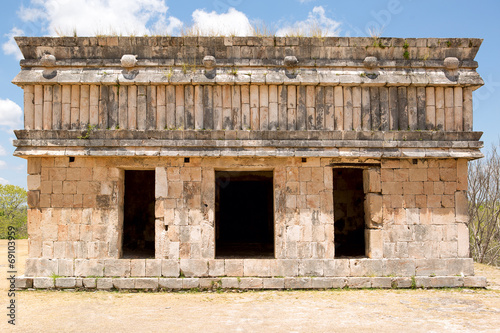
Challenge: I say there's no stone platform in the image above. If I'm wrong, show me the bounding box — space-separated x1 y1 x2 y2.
16 275 487 290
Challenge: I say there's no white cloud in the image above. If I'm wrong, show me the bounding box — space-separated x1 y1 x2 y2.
0 99 23 130
0 145 6 156
17 0 182 36
191 8 253 36
298 0 316 3
0 161 6 169
2 27 24 60
0 177 9 185
276 6 341 37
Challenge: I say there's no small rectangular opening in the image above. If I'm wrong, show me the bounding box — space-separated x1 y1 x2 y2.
215 171 275 259
333 168 366 258
122 170 156 258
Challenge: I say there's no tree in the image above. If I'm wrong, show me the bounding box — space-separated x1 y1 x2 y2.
468 144 500 266
0 184 28 239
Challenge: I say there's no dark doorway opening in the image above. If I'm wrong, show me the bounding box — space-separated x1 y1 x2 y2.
333 168 366 258
122 170 156 258
215 171 274 258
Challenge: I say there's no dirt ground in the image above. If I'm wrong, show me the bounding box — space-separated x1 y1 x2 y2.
1 240 499 333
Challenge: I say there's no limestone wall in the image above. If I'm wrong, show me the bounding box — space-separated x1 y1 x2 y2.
23 84 474 132
26 156 469 264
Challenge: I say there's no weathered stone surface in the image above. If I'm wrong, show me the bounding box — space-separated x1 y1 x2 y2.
180 259 208 277
82 278 97 289
225 260 244 277
145 259 162 277
239 278 263 289
182 278 200 289
15 276 33 289
113 278 135 289
347 277 371 289
130 259 146 277
463 276 487 288
311 277 333 289
371 277 392 288
96 278 113 289
159 278 182 290
350 259 384 277
221 277 239 289
324 260 349 277
104 259 131 277
263 278 285 289
55 277 76 288
161 260 180 277
284 277 312 289
75 260 104 277
135 278 159 290
416 276 464 288
33 277 54 289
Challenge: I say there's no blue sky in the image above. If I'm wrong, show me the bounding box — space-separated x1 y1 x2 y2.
0 0 499 188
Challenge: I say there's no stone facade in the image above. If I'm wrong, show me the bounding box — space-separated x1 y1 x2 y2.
12 37 486 288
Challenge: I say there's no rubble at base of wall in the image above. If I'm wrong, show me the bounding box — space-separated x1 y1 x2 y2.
16 275 487 290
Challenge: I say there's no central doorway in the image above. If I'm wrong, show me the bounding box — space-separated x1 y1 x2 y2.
215 171 275 258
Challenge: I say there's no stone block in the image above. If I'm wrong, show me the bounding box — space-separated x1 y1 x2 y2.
324 259 349 277
243 259 271 277
331 277 347 289
15 276 33 289
104 259 131 277
58 259 74 276
416 276 463 288
33 277 55 289
239 278 263 289
463 276 487 288
135 278 159 290
162 260 180 277
180 259 208 277
55 277 77 288
347 277 371 288
311 277 333 289
75 259 104 277
393 277 412 288
263 278 285 289
298 260 324 276
284 277 312 289
384 259 416 276
364 193 383 228
208 260 225 277
199 278 221 290
455 191 468 222
159 278 183 290
446 258 474 276
365 230 383 258
75 278 83 288
371 277 392 288
96 278 113 290
113 278 135 289
145 259 162 276
25 258 58 277
131 259 146 277
350 259 384 277
457 223 469 258
221 277 239 288
182 278 200 289
225 259 244 276
415 259 444 276
83 278 97 289
363 169 381 193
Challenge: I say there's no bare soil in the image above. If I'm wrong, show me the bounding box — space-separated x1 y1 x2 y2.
1 240 499 333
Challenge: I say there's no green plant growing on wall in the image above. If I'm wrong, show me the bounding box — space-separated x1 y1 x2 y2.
229 67 238 76
78 124 96 140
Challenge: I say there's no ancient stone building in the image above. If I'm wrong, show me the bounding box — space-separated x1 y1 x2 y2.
13 36 486 289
